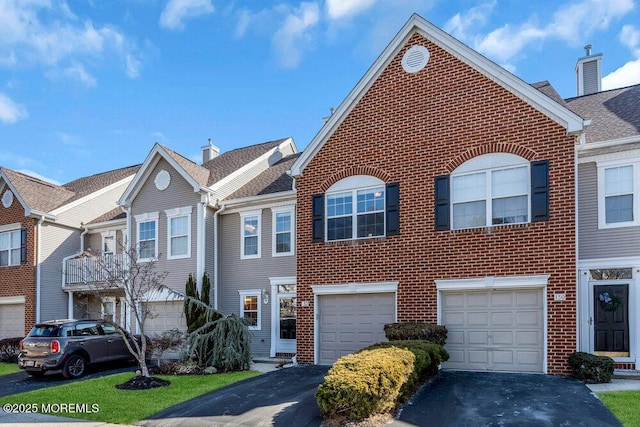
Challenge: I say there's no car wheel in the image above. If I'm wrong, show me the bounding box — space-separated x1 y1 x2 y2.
62 355 86 379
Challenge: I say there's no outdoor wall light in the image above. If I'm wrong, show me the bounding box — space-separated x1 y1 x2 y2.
262 288 269 305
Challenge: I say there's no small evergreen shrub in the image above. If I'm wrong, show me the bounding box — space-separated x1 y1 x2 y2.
384 322 448 345
315 347 415 421
363 340 449 398
568 351 614 383
0 337 21 363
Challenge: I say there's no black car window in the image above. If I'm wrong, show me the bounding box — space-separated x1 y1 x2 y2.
75 323 100 336
29 325 59 337
101 323 119 335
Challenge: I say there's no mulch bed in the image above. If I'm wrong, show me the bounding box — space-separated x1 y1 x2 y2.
115 375 171 390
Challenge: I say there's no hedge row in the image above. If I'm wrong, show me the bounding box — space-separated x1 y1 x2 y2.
384 322 448 346
568 352 614 384
315 347 415 421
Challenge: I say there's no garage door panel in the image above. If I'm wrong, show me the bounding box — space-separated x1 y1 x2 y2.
318 293 395 365
491 312 513 326
0 303 25 338
442 289 543 373
468 312 489 326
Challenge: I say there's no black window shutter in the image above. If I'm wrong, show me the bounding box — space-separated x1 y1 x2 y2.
20 228 27 264
385 182 400 236
531 160 550 222
434 175 451 231
312 194 324 242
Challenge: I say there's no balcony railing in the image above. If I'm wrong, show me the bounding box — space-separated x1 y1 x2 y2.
64 254 127 287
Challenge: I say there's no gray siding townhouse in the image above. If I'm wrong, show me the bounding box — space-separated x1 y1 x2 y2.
218 152 300 357
68 138 299 350
567 48 640 370
0 165 139 338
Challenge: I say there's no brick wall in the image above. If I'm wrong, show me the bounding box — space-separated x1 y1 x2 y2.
0 187 37 335
295 33 577 374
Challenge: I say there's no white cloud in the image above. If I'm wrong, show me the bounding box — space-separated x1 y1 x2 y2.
444 0 496 41
159 0 214 31
326 0 376 20
272 2 320 68
0 1 142 82
468 0 634 64
602 25 640 89
0 93 28 124
62 63 97 87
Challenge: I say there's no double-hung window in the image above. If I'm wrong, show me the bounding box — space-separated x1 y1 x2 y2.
272 206 294 256
102 231 116 256
452 165 529 228
435 154 550 231
165 206 192 259
0 229 21 267
597 161 638 228
134 212 159 261
240 210 261 259
324 176 388 241
239 290 261 330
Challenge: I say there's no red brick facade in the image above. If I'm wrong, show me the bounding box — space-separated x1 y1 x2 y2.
295 33 577 374
0 187 37 336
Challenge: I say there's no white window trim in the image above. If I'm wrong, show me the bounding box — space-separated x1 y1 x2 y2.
239 289 261 330
596 159 639 229
325 175 386 242
240 210 262 260
272 206 295 257
451 154 530 230
101 230 116 256
165 206 193 260
0 228 21 267
134 212 159 262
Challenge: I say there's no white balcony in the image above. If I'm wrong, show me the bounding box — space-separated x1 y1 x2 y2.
64 254 127 287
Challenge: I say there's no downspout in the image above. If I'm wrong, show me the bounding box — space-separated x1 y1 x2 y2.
213 201 225 310
35 216 45 323
62 224 90 318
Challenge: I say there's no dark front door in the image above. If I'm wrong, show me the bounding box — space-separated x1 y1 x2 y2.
594 284 629 356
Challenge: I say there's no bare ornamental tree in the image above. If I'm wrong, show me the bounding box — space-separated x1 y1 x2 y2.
79 245 173 378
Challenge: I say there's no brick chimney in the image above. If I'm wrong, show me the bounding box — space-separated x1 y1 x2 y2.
575 44 602 96
202 138 220 164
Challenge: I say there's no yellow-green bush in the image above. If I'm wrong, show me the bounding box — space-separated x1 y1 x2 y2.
315 347 415 421
363 340 449 398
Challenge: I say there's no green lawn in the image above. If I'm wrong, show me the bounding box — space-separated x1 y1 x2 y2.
0 362 20 376
0 371 259 425
599 390 640 427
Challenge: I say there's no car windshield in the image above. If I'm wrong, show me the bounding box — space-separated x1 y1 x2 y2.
29 325 60 337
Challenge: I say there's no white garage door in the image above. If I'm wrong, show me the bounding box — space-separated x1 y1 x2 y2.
143 301 187 336
318 293 395 365
441 289 544 373
0 303 26 339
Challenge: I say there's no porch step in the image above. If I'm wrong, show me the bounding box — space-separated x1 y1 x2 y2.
613 370 640 380
252 356 293 365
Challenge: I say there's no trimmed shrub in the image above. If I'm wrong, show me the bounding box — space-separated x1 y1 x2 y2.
363 340 449 398
568 351 614 383
0 337 21 363
384 322 448 345
315 347 415 421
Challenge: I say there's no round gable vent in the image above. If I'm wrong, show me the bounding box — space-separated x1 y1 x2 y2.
2 190 13 208
154 170 171 191
401 45 430 74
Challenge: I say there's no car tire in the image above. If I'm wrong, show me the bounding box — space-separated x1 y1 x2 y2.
62 355 86 379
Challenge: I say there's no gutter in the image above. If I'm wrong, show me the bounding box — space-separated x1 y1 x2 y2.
35 216 45 323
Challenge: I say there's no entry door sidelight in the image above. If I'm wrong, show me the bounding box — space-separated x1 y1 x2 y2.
593 284 629 356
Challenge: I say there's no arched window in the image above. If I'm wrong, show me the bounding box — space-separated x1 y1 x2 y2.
312 176 400 242
435 154 549 230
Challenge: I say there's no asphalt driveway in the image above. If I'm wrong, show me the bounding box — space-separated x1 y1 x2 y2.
393 371 621 426
138 365 330 427
140 367 620 427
